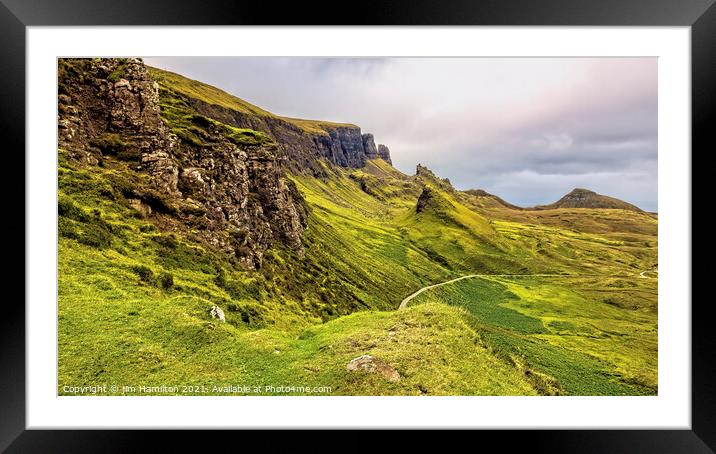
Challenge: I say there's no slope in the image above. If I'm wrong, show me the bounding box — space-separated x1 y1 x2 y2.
536 188 644 212
58 58 659 396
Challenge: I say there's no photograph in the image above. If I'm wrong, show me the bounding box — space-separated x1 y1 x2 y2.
56 56 659 397
3 0 709 447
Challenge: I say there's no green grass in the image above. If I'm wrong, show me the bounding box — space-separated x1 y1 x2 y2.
149 66 276 118
149 66 357 136
409 276 657 395
281 117 359 136
58 152 658 395
58 241 535 396
107 58 129 83
58 63 658 396
154 87 273 149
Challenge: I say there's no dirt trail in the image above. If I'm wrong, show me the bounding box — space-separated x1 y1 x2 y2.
399 273 564 310
398 270 656 310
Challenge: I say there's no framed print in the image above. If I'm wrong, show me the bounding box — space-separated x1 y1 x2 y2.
4 0 712 451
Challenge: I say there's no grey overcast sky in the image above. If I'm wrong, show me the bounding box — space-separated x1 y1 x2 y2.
145 57 657 211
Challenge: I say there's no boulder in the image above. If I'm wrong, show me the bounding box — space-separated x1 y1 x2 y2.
346 355 400 382
209 305 225 322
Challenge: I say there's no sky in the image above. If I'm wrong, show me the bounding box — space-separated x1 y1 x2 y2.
145 57 657 211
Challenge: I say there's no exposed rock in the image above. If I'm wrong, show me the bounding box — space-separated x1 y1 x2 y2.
346 355 401 382
58 58 180 194
314 126 368 168
171 97 326 176
362 133 379 159
377 144 392 165
58 58 308 269
416 185 454 214
209 305 225 322
148 66 394 173
415 164 454 192
416 187 434 213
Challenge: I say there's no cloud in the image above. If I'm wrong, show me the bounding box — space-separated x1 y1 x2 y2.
144 57 657 211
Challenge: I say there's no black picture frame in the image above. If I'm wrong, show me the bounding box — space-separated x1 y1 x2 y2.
3 0 710 451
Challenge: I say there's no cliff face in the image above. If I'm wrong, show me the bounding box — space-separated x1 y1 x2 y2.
58 58 179 189
57 58 399 268
58 58 307 269
377 144 392 165
187 98 392 171
358 134 393 166
174 97 329 174
314 127 369 168
148 66 392 173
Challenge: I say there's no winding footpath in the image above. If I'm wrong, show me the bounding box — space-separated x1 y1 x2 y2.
398 270 657 310
399 273 564 310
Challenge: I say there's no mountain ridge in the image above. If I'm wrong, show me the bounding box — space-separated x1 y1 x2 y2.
57 57 658 397
148 65 392 171
148 63 644 213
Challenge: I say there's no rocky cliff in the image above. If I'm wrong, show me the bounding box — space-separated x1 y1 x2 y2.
148 66 392 173
183 99 391 171
58 58 307 268
359 134 393 165
314 127 370 168
377 144 392 165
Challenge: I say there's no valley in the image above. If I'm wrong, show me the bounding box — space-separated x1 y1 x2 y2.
57 58 658 396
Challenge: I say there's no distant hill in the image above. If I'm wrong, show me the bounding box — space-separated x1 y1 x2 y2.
57 58 658 398
535 188 644 212
462 189 523 210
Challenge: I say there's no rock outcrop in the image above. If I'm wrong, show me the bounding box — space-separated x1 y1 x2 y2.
416 187 435 213
377 144 392 165
209 305 226 322
148 67 392 172
359 135 393 165
314 126 370 168
58 58 307 269
415 164 453 192
59 58 179 195
313 129 395 168
346 355 401 382
362 133 379 159
416 185 455 214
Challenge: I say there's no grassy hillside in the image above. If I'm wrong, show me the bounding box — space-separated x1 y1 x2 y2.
58 147 658 395
407 276 657 395
58 63 658 396
535 188 645 212
148 66 357 136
